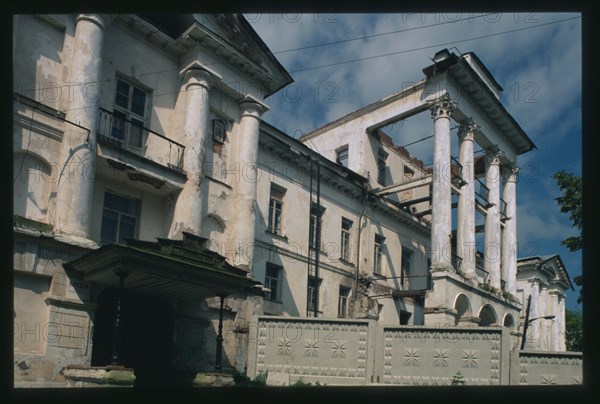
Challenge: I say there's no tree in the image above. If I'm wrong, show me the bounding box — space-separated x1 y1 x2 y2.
552 170 582 303
565 309 583 351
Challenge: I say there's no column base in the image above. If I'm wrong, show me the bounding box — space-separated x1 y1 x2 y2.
62 365 135 387
193 372 235 387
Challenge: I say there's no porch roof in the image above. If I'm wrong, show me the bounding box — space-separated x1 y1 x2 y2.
64 232 262 300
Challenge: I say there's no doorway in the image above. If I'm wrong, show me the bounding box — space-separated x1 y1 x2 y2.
91 288 175 387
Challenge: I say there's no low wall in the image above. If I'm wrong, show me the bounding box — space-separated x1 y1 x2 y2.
511 350 583 385
247 315 582 386
247 316 376 385
377 325 510 385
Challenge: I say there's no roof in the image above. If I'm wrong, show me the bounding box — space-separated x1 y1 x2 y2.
137 13 293 98
517 254 573 290
423 49 536 155
65 232 261 300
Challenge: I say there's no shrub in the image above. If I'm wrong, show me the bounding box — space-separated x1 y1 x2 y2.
450 371 466 386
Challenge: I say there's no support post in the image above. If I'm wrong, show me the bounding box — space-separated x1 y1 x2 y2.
215 294 227 371
110 269 129 365
483 146 503 290
55 14 106 239
456 120 478 279
169 65 213 239
429 94 457 271
501 164 519 295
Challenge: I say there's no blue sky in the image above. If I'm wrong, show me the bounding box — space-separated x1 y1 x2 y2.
247 12 582 310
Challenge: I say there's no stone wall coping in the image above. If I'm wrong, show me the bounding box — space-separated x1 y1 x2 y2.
66 364 133 371
255 315 371 324
519 350 583 357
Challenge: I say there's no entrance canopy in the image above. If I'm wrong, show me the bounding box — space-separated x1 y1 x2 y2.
65 232 261 300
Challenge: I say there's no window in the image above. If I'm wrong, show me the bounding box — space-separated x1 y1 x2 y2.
377 149 388 185
307 276 321 315
403 165 415 181
400 310 412 325
112 77 149 149
374 234 385 274
309 204 324 250
264 264 282 301
100 192 139 245
401 248 413 289
336 145 349 167
341 218 353 261
212 119 226 143
268 185 285 235
338 286 351 318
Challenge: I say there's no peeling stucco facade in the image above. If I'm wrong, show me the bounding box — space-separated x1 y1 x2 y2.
13 14 575 387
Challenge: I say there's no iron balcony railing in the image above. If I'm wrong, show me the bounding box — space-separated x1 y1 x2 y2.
98 108 185 171
475 177 490 206
500 198 508 220
450 156 466 187
476 265 489 283
451 253 463 274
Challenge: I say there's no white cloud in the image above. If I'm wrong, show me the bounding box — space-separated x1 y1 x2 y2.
248 12 582 304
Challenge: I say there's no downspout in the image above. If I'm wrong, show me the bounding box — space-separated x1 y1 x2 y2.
354 186 368 303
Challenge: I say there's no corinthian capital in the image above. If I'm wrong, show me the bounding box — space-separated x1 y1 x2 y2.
457 119 479 142
503 163 520 182
430 94 457 120
484 146 504 166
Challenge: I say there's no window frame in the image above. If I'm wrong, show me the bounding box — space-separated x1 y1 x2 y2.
336 145 349 167
307 276 322 315
112 76 151 150
401 248 413 289
374 234 385 275
212 118 226 144
377 148 388 185
340 217 353 262
100 191 140 245
338 286 351 318
309 203 325 250
268 185 285 235
264 263 282 302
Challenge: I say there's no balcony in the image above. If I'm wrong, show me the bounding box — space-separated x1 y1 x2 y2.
475 178 490 207
391 273 432 298
476 265 489 283
450 156 467 187
97 108 185 172
500 198 508 220
451 253 463 274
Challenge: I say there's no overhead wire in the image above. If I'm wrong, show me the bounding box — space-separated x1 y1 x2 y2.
30 15 578 116
288 16 580 73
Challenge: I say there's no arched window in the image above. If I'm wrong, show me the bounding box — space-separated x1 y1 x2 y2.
503 313 515 328
454 294 472 325
478 304 498 326
13 152 52 221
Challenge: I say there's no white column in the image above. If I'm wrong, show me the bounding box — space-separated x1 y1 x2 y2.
429 94 457 271
457 120 478 279
169 67 213 239
234 98 268 272
527 280 540 350
501 164 519 295
538 285 548 350
55 14 105 240
484 147 503 290
558 295 566 351
550 291 560 351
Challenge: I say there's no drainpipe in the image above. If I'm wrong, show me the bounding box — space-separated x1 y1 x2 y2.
354 187 368 304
